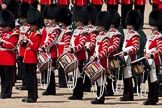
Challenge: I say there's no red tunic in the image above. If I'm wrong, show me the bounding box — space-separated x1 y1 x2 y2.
40 0 52 5
107 28 121 56
107 0 119 5
93 31 110 68
0 28 19 66
134 0 146 5
73 0 87 6
122 30 140 61
71 26 87 60
22 0 34 4
145 31 162 66
158 0 162 10
85 24 97 57
121 0 133 4
41 25 61 58
57 27 72 57
23 30 41 64
91 0 103 5
58 0 70 5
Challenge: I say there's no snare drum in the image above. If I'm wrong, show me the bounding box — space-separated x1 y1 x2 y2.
131 57 151 74
109 57 120 70
38 52 52 73
57 52 78 73
83 61 104 82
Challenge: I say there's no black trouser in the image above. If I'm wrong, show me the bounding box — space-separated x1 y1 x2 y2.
58 66 67 87
45 58 56 94
24 63 38 99
134 5 145 28
123 77 133 100
121 4 133 28
17 56 27 86
147 66 159 102
0 65 15 97
107 4 118 11
72 60 84 98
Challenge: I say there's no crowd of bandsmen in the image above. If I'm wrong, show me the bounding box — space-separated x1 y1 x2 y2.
0 0 162 106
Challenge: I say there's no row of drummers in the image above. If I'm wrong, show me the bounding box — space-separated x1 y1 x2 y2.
36 5 162 106
0 2 161 105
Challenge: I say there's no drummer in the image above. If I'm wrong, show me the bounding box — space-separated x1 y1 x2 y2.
118 10 141 101
89 11 110 104
57 7 72 88
143 9 162 105
39 4 61 96
105 10 122 96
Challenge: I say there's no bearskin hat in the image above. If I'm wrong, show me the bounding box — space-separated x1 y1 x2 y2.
46 4 59 20
149 9 162 31
18 2 31 18
0 9 15 28
6 0 20 19
109 10 120 28
85 4 98 25
57 7 72 26
27 8 43 28
73 6 88 25
125 10 141 30
95 11 111 30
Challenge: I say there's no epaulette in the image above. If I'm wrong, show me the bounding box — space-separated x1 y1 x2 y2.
88 27 98 34
154 31 162 40
35 30 41 36
64 29 72 34
80 28 88 35
109 28 121 37
12 28 19 36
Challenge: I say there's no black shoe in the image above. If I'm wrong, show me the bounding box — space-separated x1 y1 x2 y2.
0 95 11 99
83 88 91 92
143 99 157 105
68 95 82 100
22 98 37 103
42 91 56 95
120 96 133 101
16 85 27 90
91 98 104 104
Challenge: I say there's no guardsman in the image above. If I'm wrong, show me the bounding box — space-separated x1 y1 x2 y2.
39 4 61 95
83 4 98 92
134 0 146 28
90 11 110 104
149 0 159 10
68 7 88 100
143 9 162 105
121 0 133 28
90 0 103 12
0 9 19 99
105 10 121 96
57 7 72 88
16 2 31 90
119 10 141 101
21 8 43 103
107 0 119 11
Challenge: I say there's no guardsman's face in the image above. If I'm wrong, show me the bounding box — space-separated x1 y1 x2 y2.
150 25 158 32
74 20 82 27
127 25 135 30
48 19 56 25
97 26 105 32
44 18 49 26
